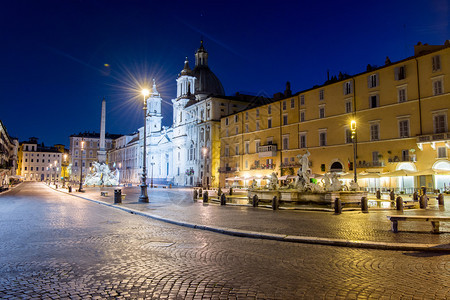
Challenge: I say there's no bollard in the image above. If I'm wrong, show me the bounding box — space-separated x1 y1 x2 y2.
114 189 122 204
419 195 428 209
272 196 279 210
218 187 222 197
390 190 395 201
68 186 72 193
252 195 259 207
361 196 368 213
169 184 172 189
220 193 226 205
437 193 444 206
193 189 198 201
229 187 233 196
334 198 342 214
199 188 203 196
203 191 209 203
376 190 381 199
396 196 404 211
413 191 419 201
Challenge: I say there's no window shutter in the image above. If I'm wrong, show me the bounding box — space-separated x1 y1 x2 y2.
343 82 347 95
394 67 399 81
350 81 353 94
367 75 371 88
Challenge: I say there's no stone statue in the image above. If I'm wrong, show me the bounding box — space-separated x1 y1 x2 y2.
330 172 342 191
84 161 120 186
295 150 311 191
267 172 279 190
349 180 359 191
249 179 257 190
322 173 332 191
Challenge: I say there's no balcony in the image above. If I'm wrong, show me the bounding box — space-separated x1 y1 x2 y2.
387 156 416 163
258 144 277 158
356 161 385 168
250 163 276 170
416 132 449 143
218 167 238 173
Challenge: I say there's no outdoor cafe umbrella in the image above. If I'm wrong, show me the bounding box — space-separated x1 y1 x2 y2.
415 168 450 176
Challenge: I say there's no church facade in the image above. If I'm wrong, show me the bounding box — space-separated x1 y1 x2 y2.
111 41 250 187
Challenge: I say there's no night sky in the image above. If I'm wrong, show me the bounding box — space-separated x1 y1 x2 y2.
1 0 448 146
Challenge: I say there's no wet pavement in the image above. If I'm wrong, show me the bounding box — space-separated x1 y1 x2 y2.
60 183 450 246
0 182 449 299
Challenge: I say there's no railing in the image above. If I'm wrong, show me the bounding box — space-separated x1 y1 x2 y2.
250 164 276 170
356 161 385 168
218 167 238 173
387 156 416 163
258 144 277 158
416 132 449 143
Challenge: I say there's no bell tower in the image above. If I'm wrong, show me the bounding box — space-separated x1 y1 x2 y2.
147 79 162 133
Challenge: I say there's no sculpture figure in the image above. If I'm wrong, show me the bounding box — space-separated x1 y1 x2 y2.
84 161 119 186
267 172 279 190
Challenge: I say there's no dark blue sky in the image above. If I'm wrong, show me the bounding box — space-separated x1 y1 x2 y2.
1 0 448 146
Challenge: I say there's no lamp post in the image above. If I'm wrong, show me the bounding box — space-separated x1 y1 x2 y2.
79 140 85 192
351 120 357 183
150 162 155 188
139 89 150 202
202 146 208 188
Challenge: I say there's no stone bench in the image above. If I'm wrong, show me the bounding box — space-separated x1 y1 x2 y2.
100 191 109 197
387 215 450 233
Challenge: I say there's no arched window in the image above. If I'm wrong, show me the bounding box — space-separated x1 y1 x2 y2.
330 162 343 172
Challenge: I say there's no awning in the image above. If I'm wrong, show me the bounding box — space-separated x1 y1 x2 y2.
383 170 417 177
359 172 382 179
225 177 244 181
415 168 450 176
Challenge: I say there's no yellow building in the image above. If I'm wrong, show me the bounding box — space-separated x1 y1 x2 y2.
220 41 450 193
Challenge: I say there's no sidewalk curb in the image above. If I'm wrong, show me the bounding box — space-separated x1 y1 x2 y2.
48 185 450 252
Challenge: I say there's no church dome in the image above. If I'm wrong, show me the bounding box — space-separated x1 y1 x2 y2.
192 41 225 97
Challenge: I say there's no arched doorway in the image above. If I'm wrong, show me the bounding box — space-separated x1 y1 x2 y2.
432 160 450 191
330 161 343 172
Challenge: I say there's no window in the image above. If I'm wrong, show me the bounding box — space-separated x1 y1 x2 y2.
344 81 352 95
256 121 260 131
395 66 406 80
235 127 238 135
399 120 409 138
224 146 229 157
74 161 78 167
268 105 272 114
245 124 249 133
282 136 289 150
319 89 324 100
432 55 441 72
398 88 407 102
368 74 378 88
25 167 27 171
245 112 248 120
438 147 447 158
255 140 260 152
234 115 239 122
300 110 305 122
283 114 288 125
225 118 229 125
268 118 272 128
345 129 352 143
402 150 410 161
372 151 379 162
235 145 239 156
30 167 33 171
245 142 249 154
345 100 352 113
319 107 325 118
319 131 327 146
300 95 305 105
433 78 443 95
369 94 379 108
25 159 27 162
37 159 39 162
245 160 248 169
370 124 380 141
433 114 447 133
266 137 273 144
256 109 260 118
290 98 295 108
282 101 287 110
299 133 307 148
226 129 229 137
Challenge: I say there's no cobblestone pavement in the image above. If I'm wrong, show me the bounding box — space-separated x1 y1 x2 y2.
66 184 450 246
0 182 449 299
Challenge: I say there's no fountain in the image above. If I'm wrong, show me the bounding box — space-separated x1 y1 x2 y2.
248 150 367 207
84 161 119 186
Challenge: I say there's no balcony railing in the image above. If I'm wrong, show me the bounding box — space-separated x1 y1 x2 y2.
387 156 416 163
258 144 277 158
250 163 276 170
218 167 238 173
416 132 449 143
356 161 385 168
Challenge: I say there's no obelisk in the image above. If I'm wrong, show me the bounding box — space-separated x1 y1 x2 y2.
98 98 107 164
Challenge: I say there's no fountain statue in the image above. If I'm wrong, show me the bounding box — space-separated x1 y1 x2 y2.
84 161 119 186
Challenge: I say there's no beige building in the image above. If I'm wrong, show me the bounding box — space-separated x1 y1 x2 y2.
220 41 450 193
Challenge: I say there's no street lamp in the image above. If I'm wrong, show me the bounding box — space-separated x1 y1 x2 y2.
351 120 357 184
139 89 150 202
202 146 208 189
79 140 85 192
